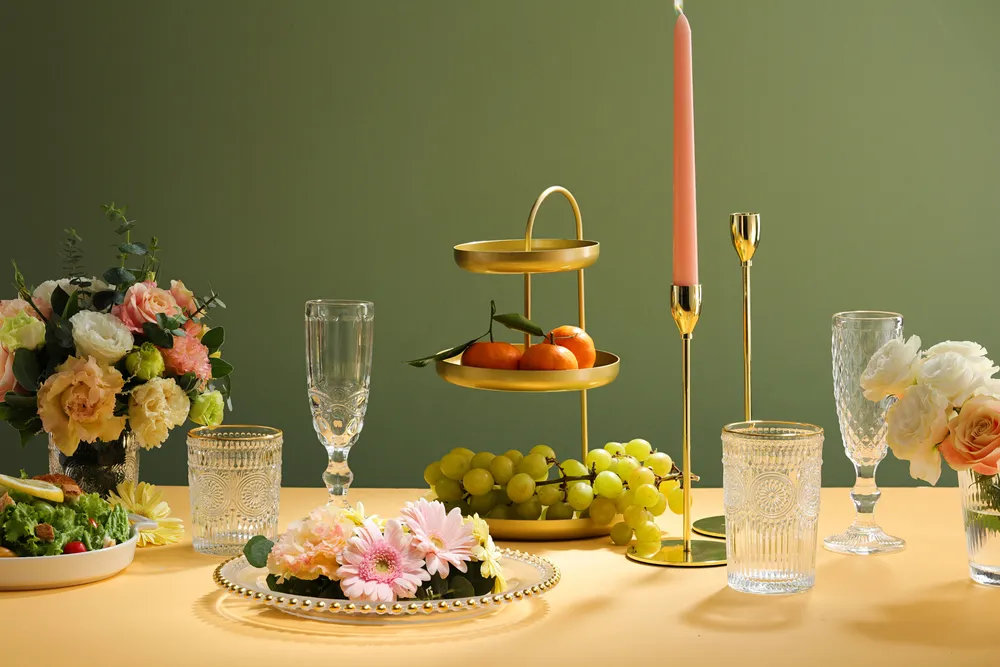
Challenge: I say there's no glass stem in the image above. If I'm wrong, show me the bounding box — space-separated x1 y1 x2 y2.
324 446 353 507
850 463 881 530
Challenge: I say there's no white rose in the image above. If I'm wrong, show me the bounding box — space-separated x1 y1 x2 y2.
924 340 998 379
861 335 922 401
34 278 113 318
70 311 134 365
128 377 190 449
886 385 950 485
917 351 987 407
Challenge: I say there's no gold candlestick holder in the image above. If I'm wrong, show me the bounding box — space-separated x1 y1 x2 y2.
626 284 726 567
693 212 760 540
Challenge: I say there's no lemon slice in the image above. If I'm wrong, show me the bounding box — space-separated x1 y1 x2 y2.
0 474 64 503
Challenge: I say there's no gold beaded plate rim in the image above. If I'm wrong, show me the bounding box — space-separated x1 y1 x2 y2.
213 548 560 622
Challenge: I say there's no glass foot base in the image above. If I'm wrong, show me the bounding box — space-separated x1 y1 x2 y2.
823 526 905 555
970 563 1000 587
729 573 814 595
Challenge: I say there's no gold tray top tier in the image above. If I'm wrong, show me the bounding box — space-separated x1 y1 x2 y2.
454 238 600 274
436 343 620 392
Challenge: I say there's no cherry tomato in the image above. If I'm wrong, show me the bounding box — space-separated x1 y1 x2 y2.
63 541 87 555
88 518 99 529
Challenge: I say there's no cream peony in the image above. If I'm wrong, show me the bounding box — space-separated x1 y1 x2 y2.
860 335 922 401
924 340 998 379
885 385 951 485
70 311 134 365
916 351 989 407
128 377 190 450
37 356 126 456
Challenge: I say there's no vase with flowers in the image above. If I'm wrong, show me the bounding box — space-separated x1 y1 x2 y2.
1 203 234 496
862 337 1000 585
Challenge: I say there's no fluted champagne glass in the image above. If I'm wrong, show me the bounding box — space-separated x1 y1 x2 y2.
305 300 374 507
824 311 905 555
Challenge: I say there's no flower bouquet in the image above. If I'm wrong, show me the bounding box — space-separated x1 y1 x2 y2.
862 337 1000 585
1 204 234 494
242 499 506 604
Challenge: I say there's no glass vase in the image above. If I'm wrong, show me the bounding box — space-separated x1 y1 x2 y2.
959 470 1000 587
48 432 139 498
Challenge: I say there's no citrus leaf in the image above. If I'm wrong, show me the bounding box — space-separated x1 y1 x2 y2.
405 337 482 368
492 312 544 337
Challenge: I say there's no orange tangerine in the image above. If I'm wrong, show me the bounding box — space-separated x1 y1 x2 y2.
462 341 522 370
518 342 579 371
549 325 596 369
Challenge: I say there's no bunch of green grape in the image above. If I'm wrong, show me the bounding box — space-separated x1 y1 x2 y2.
423 439 688 546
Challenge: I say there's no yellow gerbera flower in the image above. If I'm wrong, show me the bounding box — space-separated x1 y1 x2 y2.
108 481 184 547
342 501 385 530
465 513 490 548
471 536 506 594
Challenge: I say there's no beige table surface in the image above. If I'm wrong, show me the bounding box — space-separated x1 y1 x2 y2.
2 486 994 666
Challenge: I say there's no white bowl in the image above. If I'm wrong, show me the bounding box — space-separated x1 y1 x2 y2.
0 526 143 591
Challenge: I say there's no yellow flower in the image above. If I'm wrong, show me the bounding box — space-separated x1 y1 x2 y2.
128 377 190 450
471 536 506 594
108 481 184 547
37 356 126 456
342 501 385 530
466 513 490 547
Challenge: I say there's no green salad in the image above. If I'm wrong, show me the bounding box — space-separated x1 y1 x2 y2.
0 486 131 557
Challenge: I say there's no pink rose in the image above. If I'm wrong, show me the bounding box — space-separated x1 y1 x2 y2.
0 345 15 398
940 395 1000 476
170 280 198 316
112 281 181 333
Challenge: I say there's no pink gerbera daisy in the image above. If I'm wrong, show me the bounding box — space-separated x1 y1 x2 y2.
400 498 477 578
337 518 430 603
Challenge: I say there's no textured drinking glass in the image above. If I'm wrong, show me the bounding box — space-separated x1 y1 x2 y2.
722 421 824 595
824 311 906 555
305 300 374 507
959 470 1000 586
187 426 283 555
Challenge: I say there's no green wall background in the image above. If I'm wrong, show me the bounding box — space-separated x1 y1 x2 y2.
2 1 999 490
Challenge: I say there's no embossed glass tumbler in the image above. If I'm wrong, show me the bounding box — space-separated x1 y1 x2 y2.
187 426 283 555
305 299 374 507
825 311 906 555
722 421 824 595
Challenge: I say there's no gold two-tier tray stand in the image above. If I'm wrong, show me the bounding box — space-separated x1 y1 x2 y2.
436 185 621 541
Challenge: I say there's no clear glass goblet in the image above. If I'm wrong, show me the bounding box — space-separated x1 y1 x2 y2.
824 311 905 555
305 300 374 507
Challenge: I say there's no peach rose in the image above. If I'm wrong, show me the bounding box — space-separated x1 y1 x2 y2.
112 281 181 333
37 356 126 456
940 395 1000 476
170 280 198 315
0 345 15 398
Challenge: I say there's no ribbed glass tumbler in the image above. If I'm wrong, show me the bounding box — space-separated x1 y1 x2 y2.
187 426 283 555
722 421 824 595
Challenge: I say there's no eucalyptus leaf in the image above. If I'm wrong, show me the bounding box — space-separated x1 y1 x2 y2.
12 348 40 392
114 221 135 235
50 286 69 319
201 326 225 353
141 322 174 349
243 535 274 568
210 357 234 379
492 312 544 337
112 290 126 305
404 337 482 367
118 242 147 256
103 266 136 286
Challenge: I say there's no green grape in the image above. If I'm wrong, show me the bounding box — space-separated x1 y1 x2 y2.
634 483 659 508
450 447 476 462
455 500 473 516
469 490 500 515
561 458 589 478
633 541 662 558
514 497 543 520
667 487 686 514
503 449 524 465
578 508 590 519
488 456 515 486
507 473 536 503
470 451 496 470
589 497 617 526
624 505 652 529
604 441 626 456
434 477 464 502
545 501 574 520
593 470 624 499
649 492 667 517
585 448 613 473
614 488 635 514
610 521 633 546
628 466 656 488
530 444 556 462
423 461 444 486
440 453 471 481
488 504 513 519
615 456 640 483
634 520 661 543
625 438 653 462
566 482 595 511
658 479 680 495
646 452 673 476
606 459 620 475
536 484 565 506
516 453 549 481
463 468 495 496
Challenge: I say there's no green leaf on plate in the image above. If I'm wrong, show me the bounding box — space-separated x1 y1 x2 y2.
244 535 274 568
404 337 482 368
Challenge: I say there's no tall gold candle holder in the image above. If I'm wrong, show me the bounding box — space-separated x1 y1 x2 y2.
693 213 760 540
626 284 726 567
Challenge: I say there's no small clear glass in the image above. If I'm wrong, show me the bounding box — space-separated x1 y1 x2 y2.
825 311 906 555
305 299 374 507
959 470 1000 587
722 421 824 595
187 426 283 555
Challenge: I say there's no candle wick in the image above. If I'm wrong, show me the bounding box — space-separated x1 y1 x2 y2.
674 0 684 15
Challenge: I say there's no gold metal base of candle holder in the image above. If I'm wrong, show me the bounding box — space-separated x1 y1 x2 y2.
692 515 726 539
626 538 727 567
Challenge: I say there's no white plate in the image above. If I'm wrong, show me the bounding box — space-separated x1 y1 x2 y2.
213 548 561 625
0 526 142 591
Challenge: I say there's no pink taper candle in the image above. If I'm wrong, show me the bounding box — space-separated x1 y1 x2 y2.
672 9 698 286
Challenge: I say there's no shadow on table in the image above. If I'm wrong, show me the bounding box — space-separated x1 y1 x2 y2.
845 580 997 648
127 544 223 575
193 590 550 642
679 586 809 632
